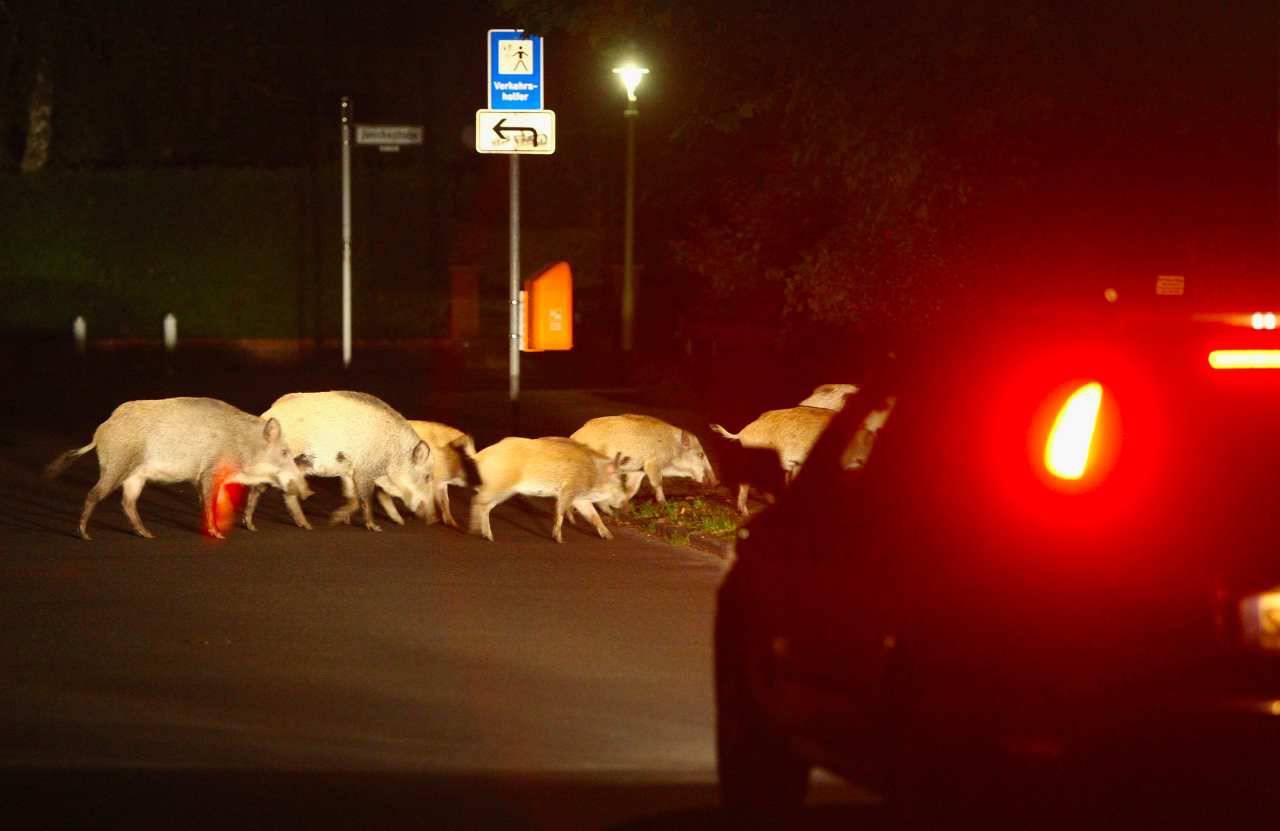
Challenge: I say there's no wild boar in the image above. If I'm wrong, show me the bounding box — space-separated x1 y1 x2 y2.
710 405 834 514
375 420 480 529
569 414 717 504
798 383 860 410
43 397 310 540
243 391 432 533
470 437 628 543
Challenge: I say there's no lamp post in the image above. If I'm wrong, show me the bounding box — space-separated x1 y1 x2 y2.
612 63 648 354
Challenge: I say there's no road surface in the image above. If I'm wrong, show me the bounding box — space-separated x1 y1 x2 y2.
0 407 873 829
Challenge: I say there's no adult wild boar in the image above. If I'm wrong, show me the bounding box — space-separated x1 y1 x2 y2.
243 391 432 532
43 397 310 540
798 383 860 410
470 437 628 543
376 420 480 529
710 405 834 514
569 414 716 503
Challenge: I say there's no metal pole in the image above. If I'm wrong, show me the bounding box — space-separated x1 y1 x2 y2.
621 102 638 353
340 97 353 368
509 153 521 430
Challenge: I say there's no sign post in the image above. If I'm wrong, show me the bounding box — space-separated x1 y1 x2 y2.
340 97 353 368
480 29 554 429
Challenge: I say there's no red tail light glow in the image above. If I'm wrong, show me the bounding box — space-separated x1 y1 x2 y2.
1208 349 1280 370
1044 383 1102 480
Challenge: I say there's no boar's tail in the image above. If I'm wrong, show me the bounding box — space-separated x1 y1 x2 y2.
709 423 740 442
44 442 95 479
449 436 482 488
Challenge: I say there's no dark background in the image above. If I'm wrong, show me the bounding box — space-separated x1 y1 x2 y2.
0 1 1275 374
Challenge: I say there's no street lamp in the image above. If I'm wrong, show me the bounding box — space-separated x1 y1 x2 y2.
612 63 648 353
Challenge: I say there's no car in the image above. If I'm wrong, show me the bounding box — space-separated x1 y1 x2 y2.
714 298 1280 822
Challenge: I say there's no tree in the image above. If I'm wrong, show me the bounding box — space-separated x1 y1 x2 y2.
1 0 60 173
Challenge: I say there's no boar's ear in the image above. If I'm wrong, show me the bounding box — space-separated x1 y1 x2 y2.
412 440 431 465
680 430 692 448
263 417 282 444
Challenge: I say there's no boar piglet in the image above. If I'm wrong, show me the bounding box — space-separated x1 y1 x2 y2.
470 437 628 543
44 397 310 540
707 437 788 517
798 383 860 411
376 420 481 529
710 405 834 514
243 391 432 532
570 414 717 504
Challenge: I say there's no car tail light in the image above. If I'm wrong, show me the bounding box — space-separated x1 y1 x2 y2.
1240 588 1280 651
1044 383 1102 480
1208 349 1280 370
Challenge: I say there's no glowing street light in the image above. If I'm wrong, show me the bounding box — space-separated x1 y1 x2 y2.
612 63 649 353
613 64 649 102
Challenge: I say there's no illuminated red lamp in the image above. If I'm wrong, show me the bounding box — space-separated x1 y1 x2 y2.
1044 382 1103 480
1207 350 1280 370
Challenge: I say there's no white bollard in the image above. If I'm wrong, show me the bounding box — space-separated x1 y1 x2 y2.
73 316 87 355
163 313 177 352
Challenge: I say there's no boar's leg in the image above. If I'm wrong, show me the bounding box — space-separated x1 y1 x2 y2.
78 482 113 541
643 461 667 503
197 470 226 539
282 491 312 530
435 483 458 529
329 475 360 526
79 455 131 541
356 478 381 533
469 488 510 541
572 499 613 540
736 483 751 516
550 492 572 542
376 489 406 526
242 484 262 530
120 474 155 539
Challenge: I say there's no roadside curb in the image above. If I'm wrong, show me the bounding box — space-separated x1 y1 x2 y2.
688 532 735 561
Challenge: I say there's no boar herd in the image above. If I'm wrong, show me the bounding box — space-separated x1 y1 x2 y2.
44 382 876 543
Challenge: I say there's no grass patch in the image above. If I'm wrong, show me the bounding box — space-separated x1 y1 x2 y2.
614 493 743 551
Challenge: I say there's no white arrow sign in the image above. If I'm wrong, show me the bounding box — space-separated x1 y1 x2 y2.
475 110 556 155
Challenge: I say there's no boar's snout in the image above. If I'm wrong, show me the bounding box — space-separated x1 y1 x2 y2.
410 494 432 519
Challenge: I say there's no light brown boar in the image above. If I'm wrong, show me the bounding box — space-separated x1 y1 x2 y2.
376 420 480 529
710 405 834 514
569 414 716 504
470 437 628 543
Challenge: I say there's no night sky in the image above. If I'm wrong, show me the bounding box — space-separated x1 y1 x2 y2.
2 0 1275 342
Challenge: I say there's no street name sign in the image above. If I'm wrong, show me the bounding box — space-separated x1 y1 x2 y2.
475 109 556 154
355 124 424 146
488 29 544 111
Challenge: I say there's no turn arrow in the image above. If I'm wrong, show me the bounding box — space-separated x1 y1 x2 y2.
493 118 539 143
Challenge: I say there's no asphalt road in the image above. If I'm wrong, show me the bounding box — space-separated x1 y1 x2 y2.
0 369 876 829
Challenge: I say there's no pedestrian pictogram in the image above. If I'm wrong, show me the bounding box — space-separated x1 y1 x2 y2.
500 40 533 74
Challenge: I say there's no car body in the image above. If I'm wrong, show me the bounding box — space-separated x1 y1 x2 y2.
715 300 1280 821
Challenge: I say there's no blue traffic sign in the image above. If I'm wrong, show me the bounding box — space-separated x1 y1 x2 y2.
488 29 544 111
